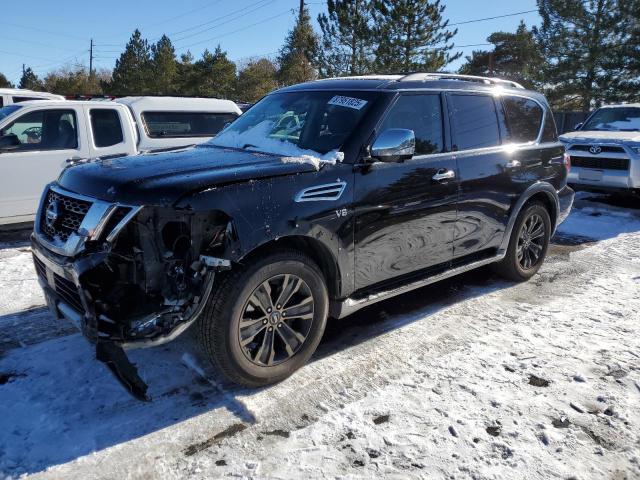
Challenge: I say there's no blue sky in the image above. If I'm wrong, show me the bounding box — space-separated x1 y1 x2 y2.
0 0 541 85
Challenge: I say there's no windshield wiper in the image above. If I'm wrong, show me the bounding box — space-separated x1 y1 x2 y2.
241 143 258 150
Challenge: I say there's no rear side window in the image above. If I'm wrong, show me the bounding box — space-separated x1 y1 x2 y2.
90 109 124 147
142 111 239 138
0 109 77 151
12 96 46 103
502 96 543 143
379 94 444 155
448 94 501 151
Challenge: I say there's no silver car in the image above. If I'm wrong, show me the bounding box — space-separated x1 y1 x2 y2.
560 104 640 193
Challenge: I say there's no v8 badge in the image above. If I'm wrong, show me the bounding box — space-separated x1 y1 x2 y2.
335 208 349 218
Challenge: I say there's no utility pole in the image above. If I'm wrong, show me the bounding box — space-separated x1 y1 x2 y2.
299 0 304 22
89 38 94 77
22 64 25 77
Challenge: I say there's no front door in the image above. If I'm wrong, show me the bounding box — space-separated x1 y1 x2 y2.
353 93 458 290
0 108 85 221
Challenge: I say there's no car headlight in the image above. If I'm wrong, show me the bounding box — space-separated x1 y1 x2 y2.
630 146 640 155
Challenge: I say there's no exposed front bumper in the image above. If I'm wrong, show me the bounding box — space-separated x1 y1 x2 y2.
31 232 218 401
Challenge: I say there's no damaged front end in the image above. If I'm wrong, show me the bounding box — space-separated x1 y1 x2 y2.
31 184 235 400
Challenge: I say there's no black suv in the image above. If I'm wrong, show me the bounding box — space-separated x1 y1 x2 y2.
31 74 574 399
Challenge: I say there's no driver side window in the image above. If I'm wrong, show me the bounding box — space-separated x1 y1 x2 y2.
0 109 78 151
379 94 444 155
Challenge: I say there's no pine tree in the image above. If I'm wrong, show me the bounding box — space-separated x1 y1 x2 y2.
0 73 13 88
458 22 544 89
372 0 460 74
18 67 44 90
237 58 279 102
150 35 179 95
193 46 237 98
109 29 152 95
277 1 320 86
317 0 375 77
535 0 636 111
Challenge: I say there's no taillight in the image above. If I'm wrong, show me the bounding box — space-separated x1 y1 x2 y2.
563 153 571 173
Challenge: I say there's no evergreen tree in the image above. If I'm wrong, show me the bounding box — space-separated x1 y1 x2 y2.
459 22 544 89
18 67 44 90
176 51 196 95
0 73 13 88
151 35 179 95
372 0 460 73
535 0 636 110
192 46 237 98
277 2 320 86
109 29 152 95
317 0 375 77
237 58 278 102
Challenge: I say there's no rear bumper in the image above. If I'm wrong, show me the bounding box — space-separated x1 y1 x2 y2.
556 185 574 228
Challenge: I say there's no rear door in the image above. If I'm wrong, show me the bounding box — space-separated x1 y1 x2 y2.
447 92 516 259
0 106 89 221
85 105 137 158
353 93 458 290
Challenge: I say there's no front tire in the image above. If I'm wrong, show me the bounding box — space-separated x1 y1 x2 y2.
198 251 328 387
494 202 551 282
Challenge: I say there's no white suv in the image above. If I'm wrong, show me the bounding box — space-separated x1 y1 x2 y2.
560 104 640 193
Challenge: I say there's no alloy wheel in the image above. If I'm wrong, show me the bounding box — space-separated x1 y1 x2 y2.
517 213 546 270
238 274 315 366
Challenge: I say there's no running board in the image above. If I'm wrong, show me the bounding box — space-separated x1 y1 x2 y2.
331 253 505 319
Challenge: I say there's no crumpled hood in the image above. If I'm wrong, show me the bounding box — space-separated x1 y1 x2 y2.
57 145 320 205
560 130 640 143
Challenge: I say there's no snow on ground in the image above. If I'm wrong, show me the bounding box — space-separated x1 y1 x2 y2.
0 193 639 479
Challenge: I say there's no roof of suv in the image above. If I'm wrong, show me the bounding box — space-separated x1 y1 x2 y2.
278 73 547 102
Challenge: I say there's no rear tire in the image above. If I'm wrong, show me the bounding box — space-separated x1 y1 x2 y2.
197 250 328 387
493 202 551 282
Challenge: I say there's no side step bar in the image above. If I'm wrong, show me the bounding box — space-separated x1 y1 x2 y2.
330 253 505 319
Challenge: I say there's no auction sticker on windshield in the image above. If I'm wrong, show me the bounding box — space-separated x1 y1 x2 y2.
328 95 368 110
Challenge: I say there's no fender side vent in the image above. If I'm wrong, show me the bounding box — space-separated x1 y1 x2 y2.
295 182 347 202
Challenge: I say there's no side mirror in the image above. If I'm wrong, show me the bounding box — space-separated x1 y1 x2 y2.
0 134 20 153
574 122 583 131
371 129 415 162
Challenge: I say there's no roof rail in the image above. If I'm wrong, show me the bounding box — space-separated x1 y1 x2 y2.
398 73 525 89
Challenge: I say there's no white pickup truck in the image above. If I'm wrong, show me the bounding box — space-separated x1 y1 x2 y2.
0 97 242 224
0 88 65 107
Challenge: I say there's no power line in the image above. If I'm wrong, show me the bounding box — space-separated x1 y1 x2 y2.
449 9 538 27
175 8 295 50
0 21 86 41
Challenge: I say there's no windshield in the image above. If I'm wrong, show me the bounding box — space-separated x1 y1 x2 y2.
582 107 640 131
0 105 22 121
206 90 377 159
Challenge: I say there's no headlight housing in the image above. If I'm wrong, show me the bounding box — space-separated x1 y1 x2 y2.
630 146 640 155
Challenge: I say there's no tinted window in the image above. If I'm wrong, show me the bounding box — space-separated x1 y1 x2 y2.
0 105 21 120
503 96 543 143
0 109 77 151
142 111 239 138
12 96 46 103
449 94 500 150
379 94 443 155
91 109 124 147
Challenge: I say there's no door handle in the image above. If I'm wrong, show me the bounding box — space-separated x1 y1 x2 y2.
432 169 456 182
505 160 522 169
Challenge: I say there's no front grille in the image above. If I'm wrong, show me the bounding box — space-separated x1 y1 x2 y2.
33 255 47 280
40 189 92 243
33 254 85 314
569 144 626 154
570 155 630 171
53 274 84 313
